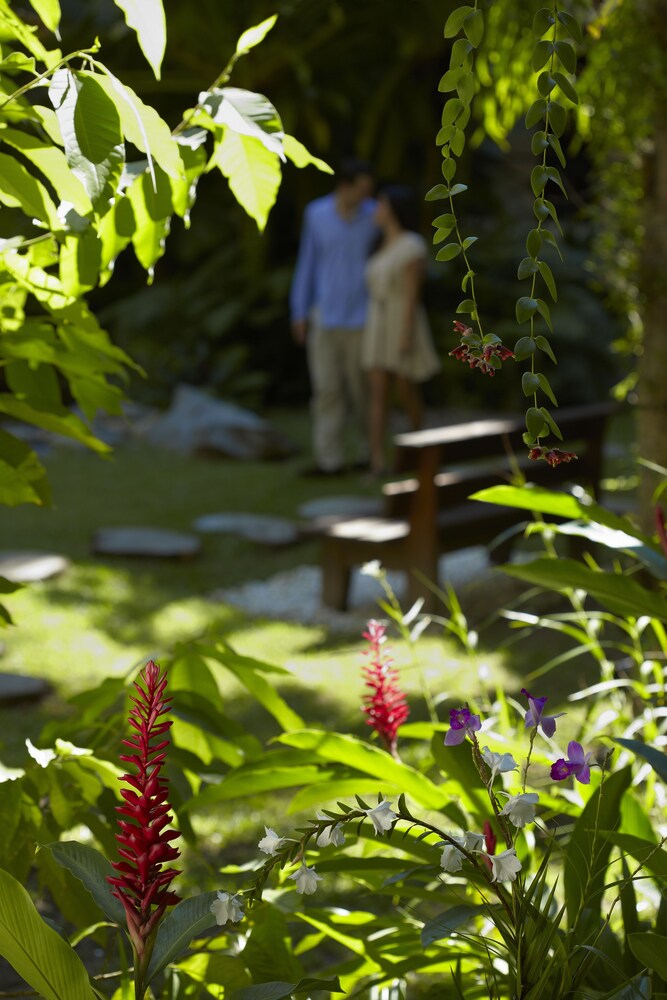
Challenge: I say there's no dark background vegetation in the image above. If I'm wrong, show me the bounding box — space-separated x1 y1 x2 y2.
62 0 621 415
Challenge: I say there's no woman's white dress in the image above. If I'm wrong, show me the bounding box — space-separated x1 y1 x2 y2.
362 231 440 382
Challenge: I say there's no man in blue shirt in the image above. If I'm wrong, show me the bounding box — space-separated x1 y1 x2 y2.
290 159 378 475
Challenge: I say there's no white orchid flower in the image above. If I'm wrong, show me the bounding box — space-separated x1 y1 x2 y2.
315 812 346 848
365 800 397 835
439 840 465 872
462 830 485 852
258 826 285 856
481 747 518 785
489 848 522 882
499 792 539 828
210 891 244 925
289 861 322 895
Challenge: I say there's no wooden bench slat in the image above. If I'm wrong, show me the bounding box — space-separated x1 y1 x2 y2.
321 402 617 610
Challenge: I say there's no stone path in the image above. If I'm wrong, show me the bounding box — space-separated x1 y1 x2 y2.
0 552 70 582
92 527 201 559
0 672 49 706
193 513 300 546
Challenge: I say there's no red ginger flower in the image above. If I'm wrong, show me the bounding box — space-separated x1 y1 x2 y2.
529 445 577 467
361 620 409 758
107 660 180 961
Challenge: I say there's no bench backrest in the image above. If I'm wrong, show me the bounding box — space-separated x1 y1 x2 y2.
385 402 616 523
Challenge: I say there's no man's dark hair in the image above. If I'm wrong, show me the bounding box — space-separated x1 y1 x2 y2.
336 157 374 185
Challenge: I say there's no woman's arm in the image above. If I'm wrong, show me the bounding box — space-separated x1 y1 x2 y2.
400 256 425 354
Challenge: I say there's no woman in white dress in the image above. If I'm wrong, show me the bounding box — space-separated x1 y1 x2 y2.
362 186 440 476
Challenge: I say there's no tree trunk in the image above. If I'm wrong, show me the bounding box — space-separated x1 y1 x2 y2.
637 99 667 532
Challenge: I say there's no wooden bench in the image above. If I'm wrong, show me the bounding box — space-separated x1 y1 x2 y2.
321 402 615 610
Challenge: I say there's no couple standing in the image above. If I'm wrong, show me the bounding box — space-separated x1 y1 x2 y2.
290 159 440 478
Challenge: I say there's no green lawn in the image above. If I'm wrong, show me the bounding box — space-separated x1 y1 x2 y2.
0 406 627 767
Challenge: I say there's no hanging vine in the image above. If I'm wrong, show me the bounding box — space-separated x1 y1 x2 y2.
428 1 582 466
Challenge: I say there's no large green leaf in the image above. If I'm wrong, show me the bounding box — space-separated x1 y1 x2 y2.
503 558 667 621
603 833 667 879
0 128 91 216
0 395 110 453
49 69 124 208
283 135 332 174
0 428 51 506
1 249 73 311
200 88 283 157
233 979 342 1000
90 72 182 180
564 766 632 927
182 764 331 812
145 891 220 985
27 0 60 32
421 905 483 947
209 129 281 231
97 193 135 282
0 867 96 1000
59 229 102 296
202 643 303 732
113 0 166 80
126 168 172 277
46 842 125 924
276 730 447 809
614 737 667 784
0 151 59 227
628 933 667 979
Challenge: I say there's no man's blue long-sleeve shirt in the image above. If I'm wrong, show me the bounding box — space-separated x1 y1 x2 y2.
290 194 378 330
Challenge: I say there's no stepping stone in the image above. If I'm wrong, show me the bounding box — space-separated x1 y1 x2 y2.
0 672 50 706
0 551 70 583
92 527 201 559
193 513 300 547
298 495 383 534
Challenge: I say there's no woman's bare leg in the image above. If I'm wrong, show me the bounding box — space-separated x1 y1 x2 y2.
368 368 389 474
396 375 423 431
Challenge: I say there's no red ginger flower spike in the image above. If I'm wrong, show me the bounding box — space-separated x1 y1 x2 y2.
361 620 410 759
107 660 180 969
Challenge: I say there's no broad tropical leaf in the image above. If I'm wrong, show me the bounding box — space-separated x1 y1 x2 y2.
0 867 96 1000
145 892 220 984
200 87 284 157
503 558 667 621
276 730 448 809
46 842 125 925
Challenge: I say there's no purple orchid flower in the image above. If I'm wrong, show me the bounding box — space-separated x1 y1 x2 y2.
521 688 565 738
550 741 592 784
445 707 482 746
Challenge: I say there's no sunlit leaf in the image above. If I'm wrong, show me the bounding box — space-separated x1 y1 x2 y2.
113 0 166 79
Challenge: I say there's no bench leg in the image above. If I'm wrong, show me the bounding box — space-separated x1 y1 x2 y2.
321 543 352 610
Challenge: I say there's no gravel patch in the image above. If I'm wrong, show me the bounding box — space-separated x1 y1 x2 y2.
210 546 490 632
